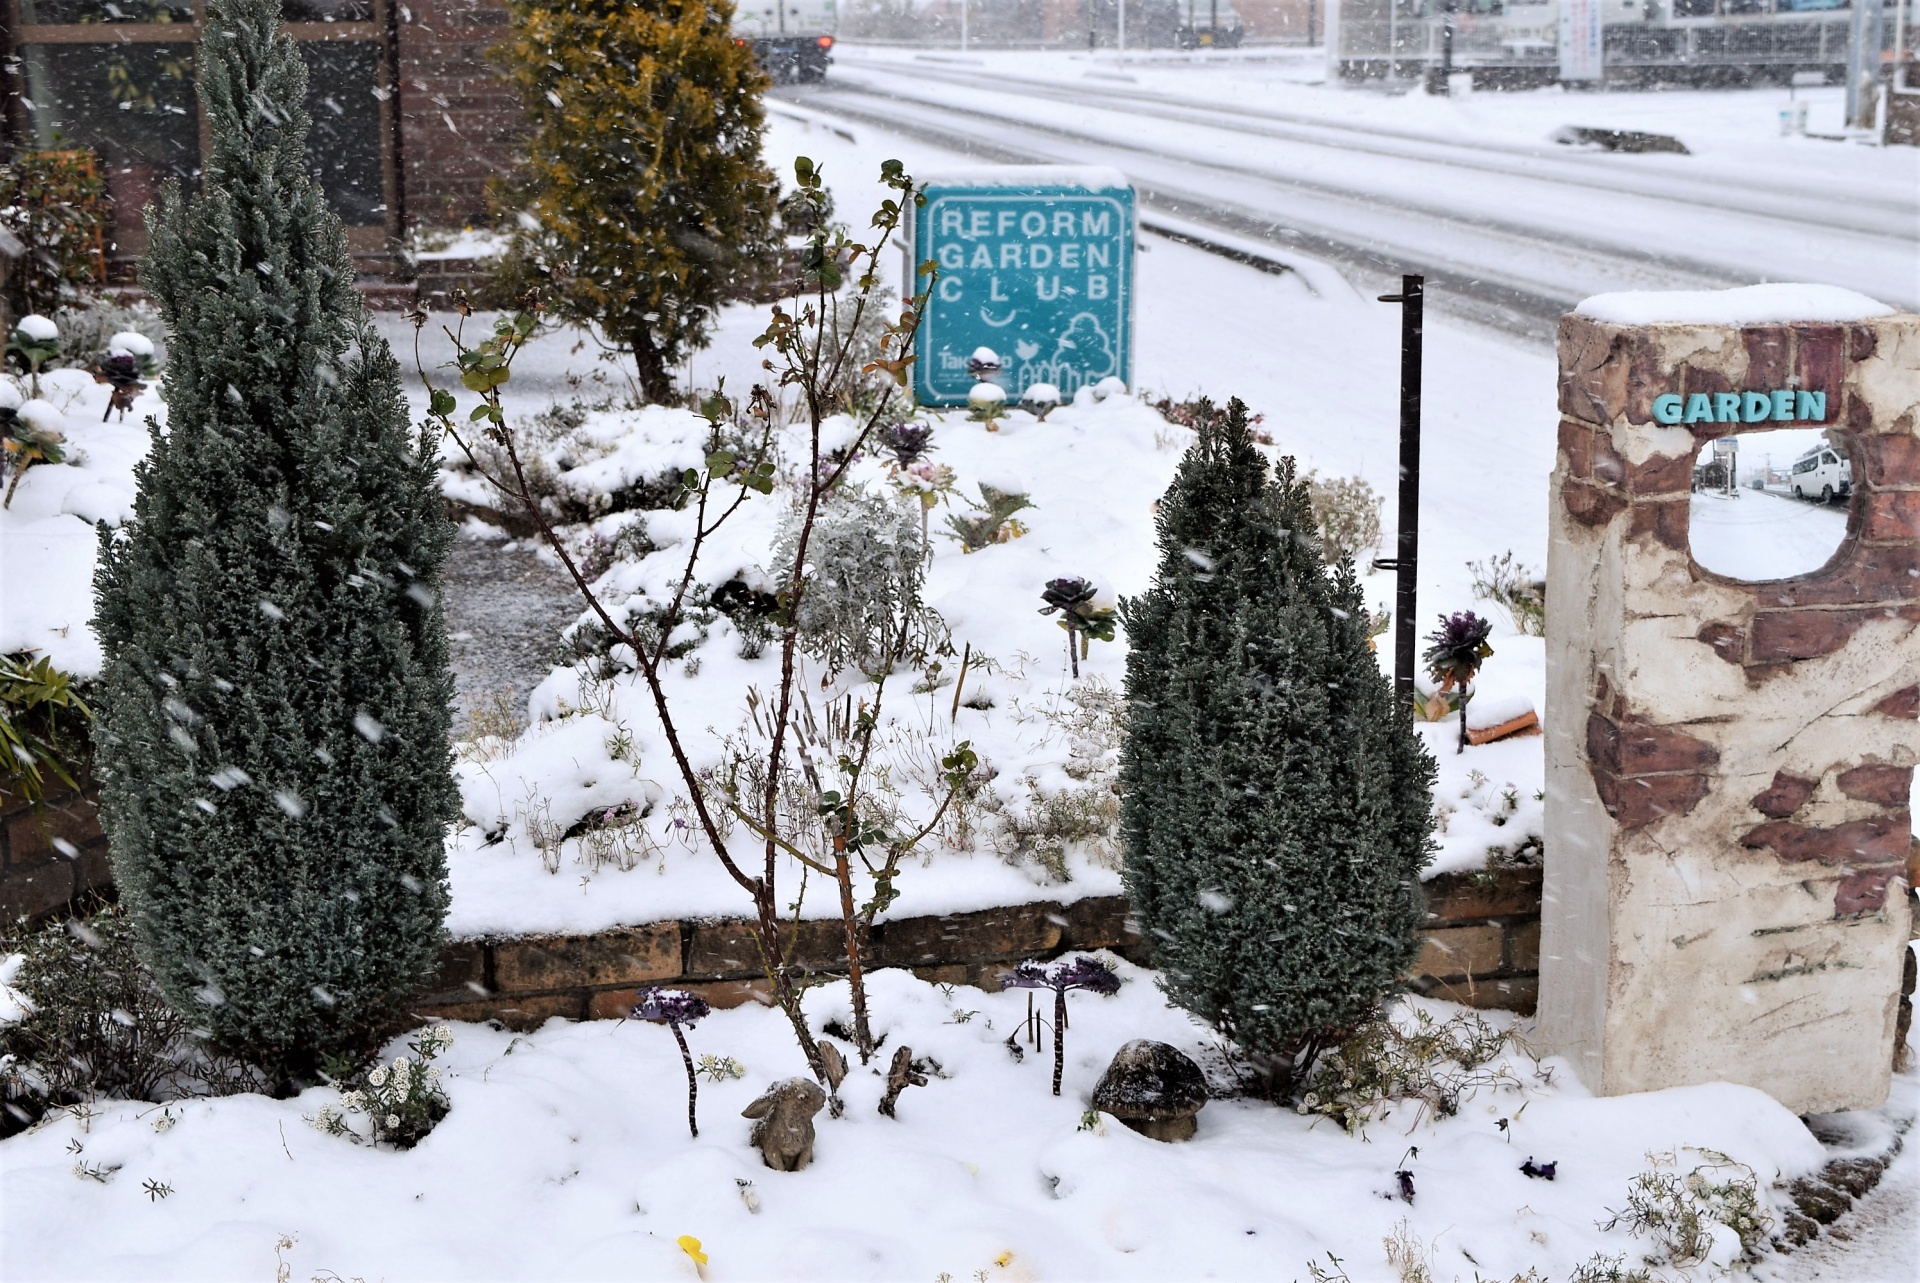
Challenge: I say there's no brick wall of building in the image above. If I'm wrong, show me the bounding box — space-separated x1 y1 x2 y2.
396 0 525 231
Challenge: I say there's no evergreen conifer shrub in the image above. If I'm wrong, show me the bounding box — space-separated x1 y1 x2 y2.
494 0 780 403
91 0 457 1080
1118 398 1435 1095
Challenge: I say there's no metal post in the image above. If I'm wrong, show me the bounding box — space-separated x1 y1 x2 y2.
962 0 969 51
1375 275 1424 709
1119 0 1127 59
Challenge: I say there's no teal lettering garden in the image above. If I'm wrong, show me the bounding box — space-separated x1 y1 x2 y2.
912 172 1135 407
1651 390 1829 425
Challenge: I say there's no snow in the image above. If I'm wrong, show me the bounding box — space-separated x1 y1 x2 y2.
0 970 1843 1282
14 313 58 342
411 228 509 261
0 372 156 674
1689 489 1850 582
1576 284 1897 327
918 163 1132 191
106 331 156 359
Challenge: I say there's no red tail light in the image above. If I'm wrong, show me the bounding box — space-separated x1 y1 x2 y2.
817 34 834 47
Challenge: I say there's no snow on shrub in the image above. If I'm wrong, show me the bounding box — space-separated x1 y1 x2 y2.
308 1025 453 1149
776 482 945 677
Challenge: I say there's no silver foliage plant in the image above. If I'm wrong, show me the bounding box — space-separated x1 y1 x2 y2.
776 482 946 677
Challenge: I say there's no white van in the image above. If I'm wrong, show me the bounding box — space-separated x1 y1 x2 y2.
1789 446 1851 504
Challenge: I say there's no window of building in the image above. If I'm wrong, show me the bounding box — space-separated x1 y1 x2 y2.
8 0 395 262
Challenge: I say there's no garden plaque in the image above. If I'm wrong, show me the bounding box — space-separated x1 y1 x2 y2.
1540 290 1917 1114
911 167 1135 407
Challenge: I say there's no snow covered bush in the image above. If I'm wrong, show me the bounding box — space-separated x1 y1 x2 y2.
444 400 698 526
308 1025 453 1149
1296 1005 1528 1135
1602 1149 1771 1269
944 481 1033 551
1468 550 1546 637
492 0 778 402
0 905 253 1137
976 680 1125 880
92 0 459 1083
1303 470 1383 565
1118 397 1436 1098
777 482 944 676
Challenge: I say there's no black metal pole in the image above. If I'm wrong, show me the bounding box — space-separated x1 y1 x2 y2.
1376 275 1423 710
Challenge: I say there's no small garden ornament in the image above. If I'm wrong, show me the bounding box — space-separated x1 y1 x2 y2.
967 346 1007 430
877 1045 928 1118
6 315 59 398
742 1077 829 1171
1001 955 1121 1096
632 987 712 1138
1038 577 1117 679
91 332 154 422
1020 382 1061 421
1423 611 1494 754
1091 1039 1208 1142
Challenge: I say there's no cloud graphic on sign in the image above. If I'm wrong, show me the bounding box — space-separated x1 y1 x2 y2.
1054 313 1116 375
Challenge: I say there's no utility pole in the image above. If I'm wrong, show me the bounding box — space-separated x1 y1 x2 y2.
1375 275 1425 709
1848 0 1887 129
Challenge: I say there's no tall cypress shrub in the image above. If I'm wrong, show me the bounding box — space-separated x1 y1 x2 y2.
92 0 457 1080
1118 398 1435 1095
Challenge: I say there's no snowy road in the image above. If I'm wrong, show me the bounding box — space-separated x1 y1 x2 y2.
778 51 1920 339
1689 489 1851 582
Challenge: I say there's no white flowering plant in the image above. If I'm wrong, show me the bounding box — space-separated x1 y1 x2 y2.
307 1025 453 1149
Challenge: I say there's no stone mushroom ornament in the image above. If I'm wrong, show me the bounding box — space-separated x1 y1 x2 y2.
1091 1040 1209 1142
741 1077 828 1171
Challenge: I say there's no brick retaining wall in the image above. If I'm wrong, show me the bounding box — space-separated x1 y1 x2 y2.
409 867 1547 1029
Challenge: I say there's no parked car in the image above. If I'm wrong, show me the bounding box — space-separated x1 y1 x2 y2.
1174 0 1245 46
1789 446 1850 503
741 32 834 83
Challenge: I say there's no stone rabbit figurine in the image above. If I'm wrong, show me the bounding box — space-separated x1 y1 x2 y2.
742 1078 828 1171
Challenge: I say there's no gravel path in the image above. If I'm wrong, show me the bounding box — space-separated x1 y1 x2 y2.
441 531 582 741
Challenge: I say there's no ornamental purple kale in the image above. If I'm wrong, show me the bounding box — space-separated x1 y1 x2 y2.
632 987 711 1137
881 422 936 470
1422 610 1494 754
1001 955 1121 1096
1038 578 1117 679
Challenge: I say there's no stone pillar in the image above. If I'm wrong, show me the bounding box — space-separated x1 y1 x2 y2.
1540 304 1918 1114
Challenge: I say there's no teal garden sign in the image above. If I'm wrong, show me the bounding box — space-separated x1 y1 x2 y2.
911 168 1135 407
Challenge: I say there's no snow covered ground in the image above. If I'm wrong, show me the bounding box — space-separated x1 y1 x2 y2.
2 967 1880 1283
1689 490 1850 583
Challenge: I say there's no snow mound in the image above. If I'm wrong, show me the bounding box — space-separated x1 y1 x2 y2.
918 164 1132 191
59 482 135 527
1576 284 1895 326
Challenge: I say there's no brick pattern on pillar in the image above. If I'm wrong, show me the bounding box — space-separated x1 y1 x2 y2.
1541 310 1919 1114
